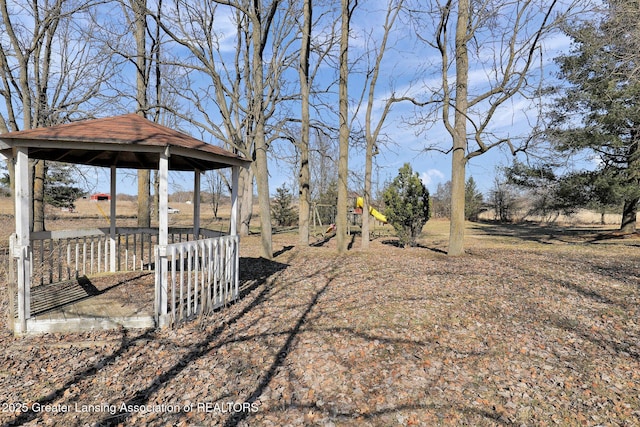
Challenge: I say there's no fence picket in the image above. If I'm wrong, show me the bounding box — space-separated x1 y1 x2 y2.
21 228 235 329
156 235 238 327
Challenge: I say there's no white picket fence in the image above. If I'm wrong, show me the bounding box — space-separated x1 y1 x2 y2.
18 227 218 286
155 235 239 326
27 228 118 285
8 227 237 331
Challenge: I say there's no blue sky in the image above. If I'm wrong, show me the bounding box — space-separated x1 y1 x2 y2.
3 0 578 200
261 1 576 199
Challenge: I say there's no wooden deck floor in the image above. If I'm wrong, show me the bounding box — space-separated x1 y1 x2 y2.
14 271 156 334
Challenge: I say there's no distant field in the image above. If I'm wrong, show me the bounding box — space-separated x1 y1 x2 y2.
0 194 635 249
477 207 627 226
0 196 236 246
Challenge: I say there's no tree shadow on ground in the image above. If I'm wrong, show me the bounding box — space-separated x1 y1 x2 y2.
223 277 332 427
469 220 638 245
310 234 334 247
381 239 447 254
586 230 640 244
27 273 153 317
92 257 292 426
545 310 640 362
273 245 294 257
1 328 158 427
2 258 289 427
272 226 298 235
347 233 356 250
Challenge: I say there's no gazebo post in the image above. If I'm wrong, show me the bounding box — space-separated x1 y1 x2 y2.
230 166 239 237
109 165 117 272
193 169 201 239
14 147 31 333
231 166 239 299
156 148 169 326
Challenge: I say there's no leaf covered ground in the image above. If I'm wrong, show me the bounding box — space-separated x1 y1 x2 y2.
0 220 639 426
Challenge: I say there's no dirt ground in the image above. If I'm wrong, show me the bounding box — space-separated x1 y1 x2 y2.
0 211 639 426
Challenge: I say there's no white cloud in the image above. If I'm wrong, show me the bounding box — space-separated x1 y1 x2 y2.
420 169 445 187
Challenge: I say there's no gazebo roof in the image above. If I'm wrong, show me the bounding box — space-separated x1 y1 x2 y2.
0 113 249 171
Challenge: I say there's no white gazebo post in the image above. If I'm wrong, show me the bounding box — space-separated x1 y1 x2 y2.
156 148 169 326
230 166 239 237
231 166 239 298
193 169 201 239
14 147 31 333
109 165 117 272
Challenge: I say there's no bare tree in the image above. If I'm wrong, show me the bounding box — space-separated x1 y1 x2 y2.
298 0 312 246
336 0 353 254
358 0 407 249
269 0 340 245
489 176 520 222
132 0 151 227
157 0 301 259
310 131 338 201
205 169 226 220
412 0 584 255
0 0 114 231
93 0 181 221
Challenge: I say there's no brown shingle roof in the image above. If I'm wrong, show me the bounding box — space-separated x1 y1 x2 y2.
0 114 248 171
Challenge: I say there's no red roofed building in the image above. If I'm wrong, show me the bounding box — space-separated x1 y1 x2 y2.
90 193 110 201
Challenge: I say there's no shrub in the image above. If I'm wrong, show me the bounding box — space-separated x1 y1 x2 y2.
271 183 297 226
382 163 430 247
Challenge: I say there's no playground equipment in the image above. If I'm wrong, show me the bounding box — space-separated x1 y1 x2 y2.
312 197 387 239
355 197 387 223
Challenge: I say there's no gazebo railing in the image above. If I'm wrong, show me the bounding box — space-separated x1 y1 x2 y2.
15 227 224 286
154 234 239 327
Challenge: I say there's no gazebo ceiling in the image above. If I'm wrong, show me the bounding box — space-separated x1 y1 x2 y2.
0 114 249 171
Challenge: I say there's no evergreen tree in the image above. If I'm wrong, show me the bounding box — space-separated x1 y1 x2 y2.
271 184 297 227
44 163 86 210
548 1 640 232
382 163 430 247
507 161 624 223
505 161 581 219
464 177 484 221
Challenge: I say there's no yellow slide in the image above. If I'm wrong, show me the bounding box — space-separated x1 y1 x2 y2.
356 197 387 223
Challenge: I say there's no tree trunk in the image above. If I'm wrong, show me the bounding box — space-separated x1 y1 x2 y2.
336 0 350 254
32 159 45 232
448 0 470 256
133 0 151 228
251 13 273 260
361 148 372 249
620 197 638 233
153 171 159 221
238 166 254 236
5 158 14 196
449 151 466 255
137 170 151 227
298 0 312 247
360 1 403 250
254 140 273 259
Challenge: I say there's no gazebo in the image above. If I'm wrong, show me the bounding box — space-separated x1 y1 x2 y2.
0 114 250 335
